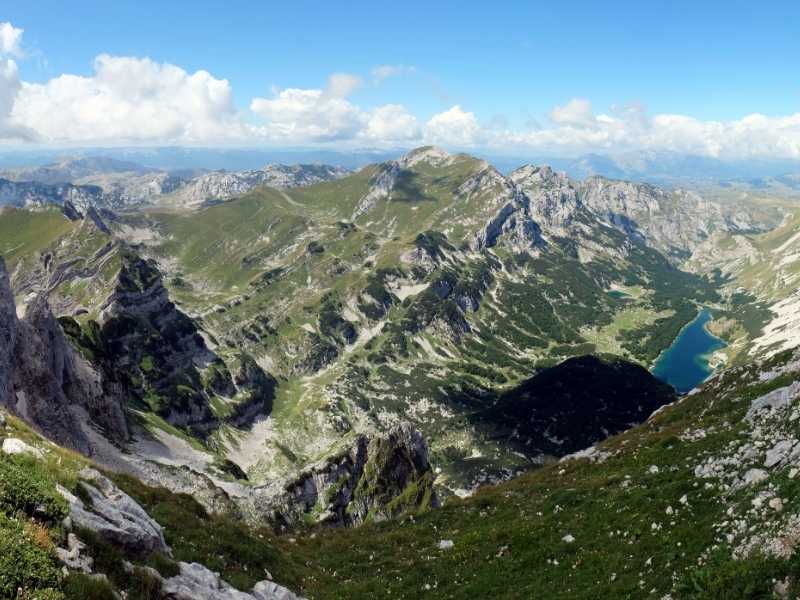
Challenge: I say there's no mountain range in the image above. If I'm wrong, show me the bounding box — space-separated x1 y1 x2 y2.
2 145 800 598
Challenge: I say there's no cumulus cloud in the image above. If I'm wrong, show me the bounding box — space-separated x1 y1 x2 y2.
250 75 365 142
11 55 246 144
251 74 420 145
3 33 800 160
362 104 420 141
550 98 595 128
327 72 362 98
0 22 23 57
490 99 800 159
0 22 36 141
424 105 482 146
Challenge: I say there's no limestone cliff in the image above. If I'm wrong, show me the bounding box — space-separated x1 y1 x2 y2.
0 256 129 454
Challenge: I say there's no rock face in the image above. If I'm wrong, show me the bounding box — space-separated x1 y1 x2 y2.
0 258 15 407
58 468 169 555
510 164 582 233
80 250 275 434
0 257 129 453
161 562 303 600
246 424 438 528
508 165 755 263
579 176 754 260
475 355 677 459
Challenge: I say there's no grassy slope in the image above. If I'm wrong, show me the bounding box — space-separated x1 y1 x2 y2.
276 348 800 599
0 207 76 272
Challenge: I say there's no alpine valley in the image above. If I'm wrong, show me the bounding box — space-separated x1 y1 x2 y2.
3 146 800 599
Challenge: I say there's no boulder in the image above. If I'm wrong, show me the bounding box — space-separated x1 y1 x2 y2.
58 468 168 555
55 533 94 573
1 437 43 458
162 562 303 600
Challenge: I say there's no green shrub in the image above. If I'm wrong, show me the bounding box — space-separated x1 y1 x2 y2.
0 516 62 598
63 574 116 600
0 455 68 524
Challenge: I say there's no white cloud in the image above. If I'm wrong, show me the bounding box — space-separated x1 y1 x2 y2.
491 100 800 160
11 54 247 144
0 22 23 57
371 64 416 83
362 104 420 141
251 87 364 143
0 23 36 141
550 98 595 128
251 75 420 145
2 33 800 160
424 105 482 146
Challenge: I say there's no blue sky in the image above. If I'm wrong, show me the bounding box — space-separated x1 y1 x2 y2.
2 1 800 157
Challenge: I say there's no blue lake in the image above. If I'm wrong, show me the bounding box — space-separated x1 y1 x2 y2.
651 308 726 394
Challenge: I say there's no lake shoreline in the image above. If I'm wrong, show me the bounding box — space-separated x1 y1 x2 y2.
650 307 727 395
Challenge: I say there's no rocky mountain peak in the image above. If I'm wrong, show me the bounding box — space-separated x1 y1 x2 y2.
510 164 582 233
510 164 567 187
399 146 454 168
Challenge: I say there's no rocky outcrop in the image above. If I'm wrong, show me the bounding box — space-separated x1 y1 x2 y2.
160 562 304 600
51 465 304 598
0 258 15 407
76 249 277 435
0 258 129 453
94 251 224 433
579 176 755 260
352 161 401 220
510 164 582 233
245 424 438 529
58 468 169 555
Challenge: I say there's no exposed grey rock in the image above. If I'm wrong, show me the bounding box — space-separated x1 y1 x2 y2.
162 562 304 600
0 177 106 212
252 580 304 600
58 468 169 555
764 439 798 469
352 161 401 220
1 437 43 458
0 258 15 408
135 461 242 517
2 159 348 210
8 292 129 452
579 176 751 260
742 468 769 487
510 165 581 233
746 382 800 421
56 533 94 573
